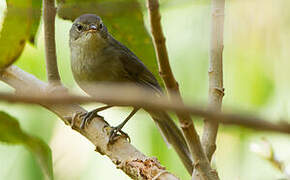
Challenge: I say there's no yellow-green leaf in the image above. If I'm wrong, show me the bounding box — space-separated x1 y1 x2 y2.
0 0 42 69
29 0 42 45
0 111 25 143
0 111 54 180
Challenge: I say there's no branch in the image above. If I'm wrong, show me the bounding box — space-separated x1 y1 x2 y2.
201 0 225 163
2 67 290 180
43 0 61 84
0 66 179 180
146 1 177 92
146 1 219 179
1 76 290 135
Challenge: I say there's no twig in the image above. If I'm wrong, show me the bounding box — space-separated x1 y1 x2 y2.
0 66 179 180
1 75 290 135
146 0 219 179
201 0 225 163
146 0 177 92
43 0 61 84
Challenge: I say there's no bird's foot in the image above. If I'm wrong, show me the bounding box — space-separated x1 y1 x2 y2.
79 105 113 129
80 110 103 129
109 125 131 143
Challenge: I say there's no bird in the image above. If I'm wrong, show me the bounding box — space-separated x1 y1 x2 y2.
69 14 193 173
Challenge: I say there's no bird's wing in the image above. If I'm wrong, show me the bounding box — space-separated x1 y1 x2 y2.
119 51 162 93
111 37 162 93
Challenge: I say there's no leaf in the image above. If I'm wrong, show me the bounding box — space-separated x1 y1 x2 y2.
0 111 25 143
25 136 54 180
0 111 54 180
29 0 42 45
56 0 163 85
0 0 42 69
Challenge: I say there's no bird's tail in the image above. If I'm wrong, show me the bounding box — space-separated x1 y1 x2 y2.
147 110 193 173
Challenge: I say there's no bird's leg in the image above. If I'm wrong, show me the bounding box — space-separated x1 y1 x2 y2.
109 107 140 142
80 105 113 129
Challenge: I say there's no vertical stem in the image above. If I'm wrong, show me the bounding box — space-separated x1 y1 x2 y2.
202 0 225 161
43 0 61 85
147 0 178 93
147 0 219 179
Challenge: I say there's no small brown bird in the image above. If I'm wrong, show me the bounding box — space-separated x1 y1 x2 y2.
69 14 192 172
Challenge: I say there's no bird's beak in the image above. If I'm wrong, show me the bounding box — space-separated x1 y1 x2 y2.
87 24 97 33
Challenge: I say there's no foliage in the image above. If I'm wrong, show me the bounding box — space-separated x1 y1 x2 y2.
0 0 42 69
0 111 53 180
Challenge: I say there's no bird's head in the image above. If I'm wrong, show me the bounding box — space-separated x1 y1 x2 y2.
69 14 108 46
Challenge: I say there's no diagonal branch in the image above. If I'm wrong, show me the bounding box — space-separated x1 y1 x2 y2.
43 0 61 84
146 0 219 179
202 0 225 162
0 65 180 180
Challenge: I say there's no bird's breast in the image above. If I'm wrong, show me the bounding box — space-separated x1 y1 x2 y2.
70 46 124 94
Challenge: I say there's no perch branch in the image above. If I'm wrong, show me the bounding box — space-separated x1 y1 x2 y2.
147 0 219 179
0 66 179 180
43 0 61 84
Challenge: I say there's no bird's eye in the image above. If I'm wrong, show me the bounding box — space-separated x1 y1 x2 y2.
75 24 83 31
99 23 103 29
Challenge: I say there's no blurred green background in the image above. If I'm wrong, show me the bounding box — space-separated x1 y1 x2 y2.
1 0 290 179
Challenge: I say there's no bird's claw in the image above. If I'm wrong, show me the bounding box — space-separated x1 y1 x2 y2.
109 126 131 143
80 111 103 129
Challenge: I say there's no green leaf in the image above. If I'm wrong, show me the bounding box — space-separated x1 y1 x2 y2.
0 111 54 180
29 0 43 45
0 0 42 69
25 136 54 180
56 0 163 85
0 111 25 143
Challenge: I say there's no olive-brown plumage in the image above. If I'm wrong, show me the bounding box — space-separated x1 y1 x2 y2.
69 14 193 173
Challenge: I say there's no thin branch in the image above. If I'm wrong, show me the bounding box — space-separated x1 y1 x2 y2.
146 0 177 92
43 0 61 84
1 77 290 135
0 67 179 180
201 0 226 163
146 0 219 179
